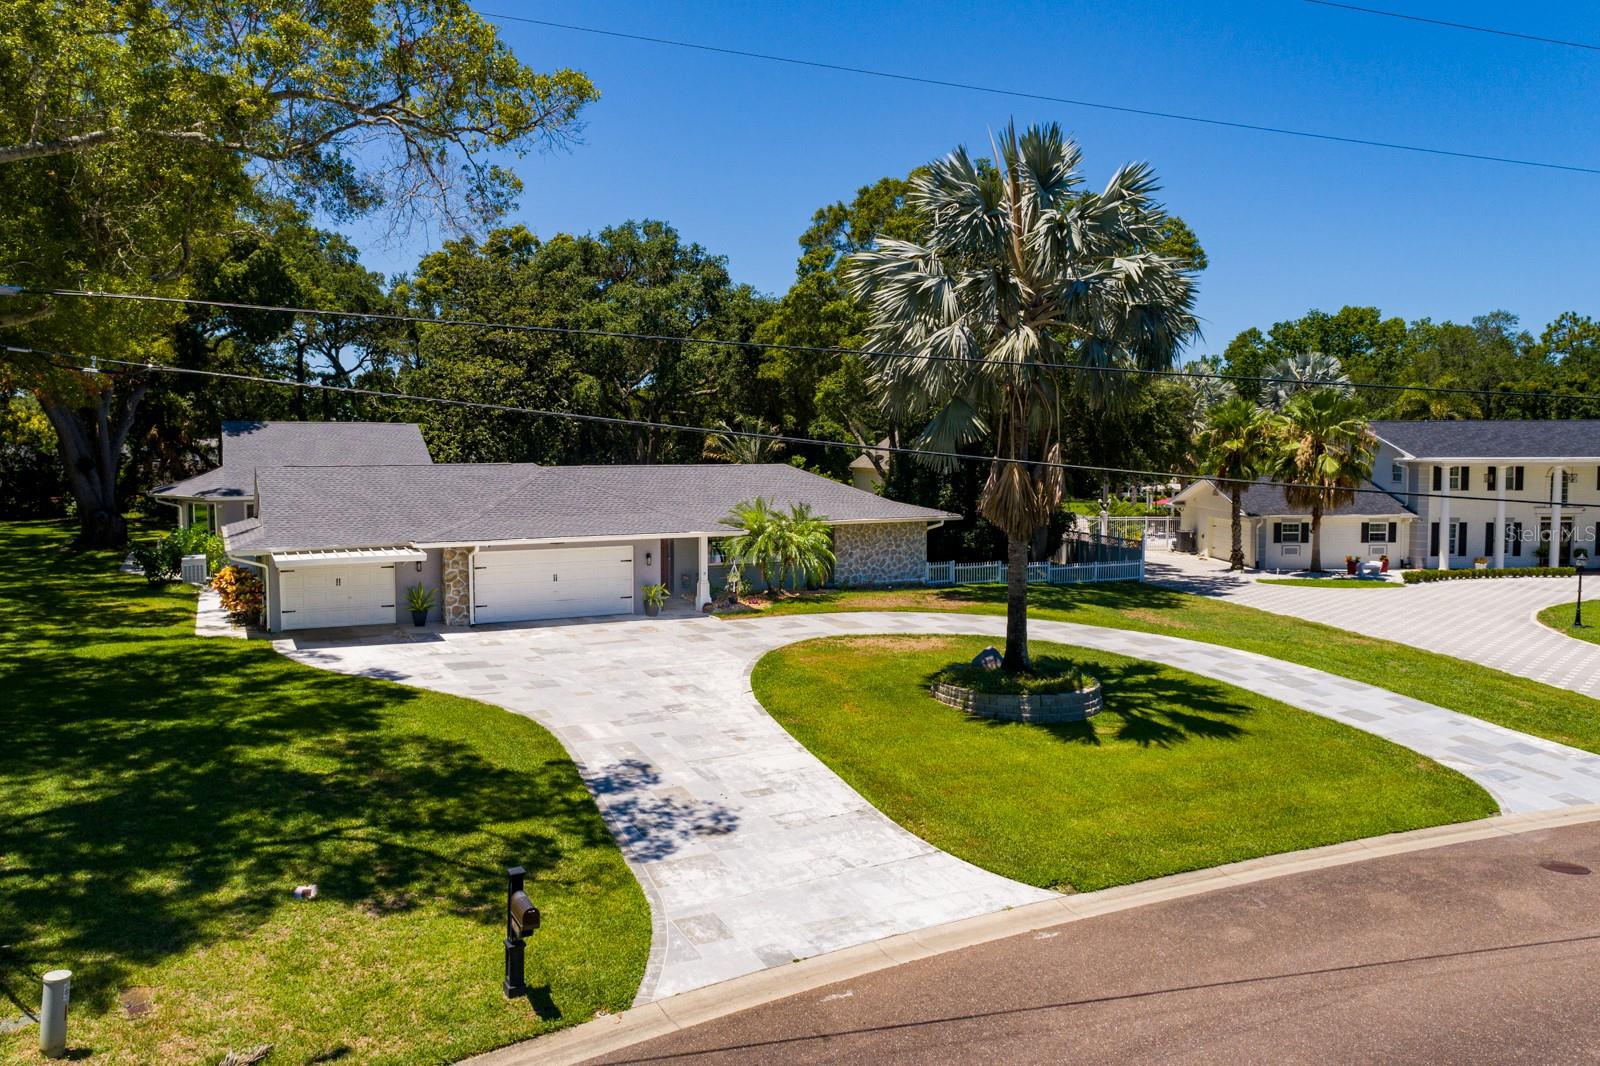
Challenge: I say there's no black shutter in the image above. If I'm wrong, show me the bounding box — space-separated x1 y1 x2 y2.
1485 523 1494 557
1272 522 1283 544
1512 522 1523 557
1514 466 1525 491
1487 467 1496 491
1360 524 1370 543
1460 467 1469 491
1432 466 1442 491
1301 522 1312 542
1430 522 1440 556
1388 522 1398 543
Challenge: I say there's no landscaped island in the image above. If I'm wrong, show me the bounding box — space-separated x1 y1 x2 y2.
752 634 1492 892
1537 601 1600 647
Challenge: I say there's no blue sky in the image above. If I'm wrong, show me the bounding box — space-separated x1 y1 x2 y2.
349 0 1598 356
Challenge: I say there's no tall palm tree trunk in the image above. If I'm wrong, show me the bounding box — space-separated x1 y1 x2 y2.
1310 502 1325 572
1229 484 1245 571
1003 534 1031 672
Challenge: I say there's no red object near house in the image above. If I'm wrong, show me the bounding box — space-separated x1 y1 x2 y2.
1346 558 1358 575
1380 557 1390 573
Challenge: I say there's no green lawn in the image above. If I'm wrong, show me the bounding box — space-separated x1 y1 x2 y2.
0 521 648 1065
723 583 1600 754
1537 601 1600 646
1256 577 1401 589
754 636 1493 892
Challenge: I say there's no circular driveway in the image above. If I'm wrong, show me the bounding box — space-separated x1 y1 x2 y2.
274 610 1600 1002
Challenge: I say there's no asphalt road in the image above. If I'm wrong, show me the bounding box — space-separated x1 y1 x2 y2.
587 822 1600 1065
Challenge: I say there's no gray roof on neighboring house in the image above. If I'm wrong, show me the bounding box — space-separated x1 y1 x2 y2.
152 421 433 500
1371 419 1600 460
1189 477 1412 518
225 462 959 552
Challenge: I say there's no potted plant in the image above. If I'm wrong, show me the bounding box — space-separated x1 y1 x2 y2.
1345 555 1358 575
1473 556 1488 571
641 582 669 617
1379 554 1389 573
406 583 436 626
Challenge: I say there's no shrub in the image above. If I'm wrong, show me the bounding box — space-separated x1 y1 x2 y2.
932 655 1095 695
1402 565 1576 584
129 538 181 584
213 564 264 622
169 524 226 575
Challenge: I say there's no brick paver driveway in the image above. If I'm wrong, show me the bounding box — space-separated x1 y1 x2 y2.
275 611 1600 1002
1148 551 1600 699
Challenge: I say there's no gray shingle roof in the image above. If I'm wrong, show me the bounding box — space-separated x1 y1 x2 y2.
1194 477 1412 517
152 421 433 499
225 463 958 552
1371 420 1600 460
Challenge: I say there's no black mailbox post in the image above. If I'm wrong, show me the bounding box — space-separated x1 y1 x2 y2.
503 866 540 997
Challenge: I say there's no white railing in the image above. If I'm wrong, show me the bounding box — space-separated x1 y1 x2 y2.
926 556 1144 587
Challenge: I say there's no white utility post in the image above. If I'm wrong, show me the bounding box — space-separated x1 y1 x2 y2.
695 535 711 610
40 969 70 1058
1437 466 1452 570
1494 464 1507 569
1551 465 1566 566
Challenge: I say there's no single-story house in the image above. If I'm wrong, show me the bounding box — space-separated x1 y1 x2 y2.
1173 477 1415 570
152 421 956 632
1175 419 1600 570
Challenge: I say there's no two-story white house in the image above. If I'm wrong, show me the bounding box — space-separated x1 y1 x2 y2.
1371 420 1600 569
1175 420 1600 571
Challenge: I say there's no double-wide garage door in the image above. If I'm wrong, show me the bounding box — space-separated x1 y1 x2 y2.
474 545 635 624
279 563 396 631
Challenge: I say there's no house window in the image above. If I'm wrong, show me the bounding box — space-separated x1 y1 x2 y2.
1363 522 1390 544
1448 520 1467 557
1273 521 1310 545
1506 521 1524 558
1554 470 1572 504
1448 466 1468 492
245 503 257 519
1486 467 1496 491
189 504 213 531
1391 463 1403 483
1509 466 1525 492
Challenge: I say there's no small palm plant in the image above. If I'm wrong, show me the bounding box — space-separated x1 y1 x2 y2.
702 418 786 464
774 502 835 589
1271 389 1376 572
1196 396 1270 571
406 583 437 625
722 498 783 589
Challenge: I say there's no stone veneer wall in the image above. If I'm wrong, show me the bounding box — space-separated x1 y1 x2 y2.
833 521 928 587
929 680 1104 723
442 547 472 625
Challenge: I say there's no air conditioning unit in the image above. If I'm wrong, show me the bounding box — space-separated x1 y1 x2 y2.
181 554 209 586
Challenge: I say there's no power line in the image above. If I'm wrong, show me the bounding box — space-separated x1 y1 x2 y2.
8 343 1596 512
1303 1 1600 53
477 11 1600 176
9 286 1599 408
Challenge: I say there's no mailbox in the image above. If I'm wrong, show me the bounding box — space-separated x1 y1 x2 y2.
509 890 540 936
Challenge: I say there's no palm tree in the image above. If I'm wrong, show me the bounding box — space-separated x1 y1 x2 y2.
1181 354 1236 432
773 502 835 589
703 418 786 464
1195 396 1270 571
1389 376 1482 420
847 123 1196 672
1262 351 1352 410
722 498 783 589
1271 389 1376 572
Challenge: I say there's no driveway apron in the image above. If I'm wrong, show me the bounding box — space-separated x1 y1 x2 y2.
274 610 1600 1002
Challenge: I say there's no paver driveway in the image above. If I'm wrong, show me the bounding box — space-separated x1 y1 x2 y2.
1148 551 1600 698
275 611 1600 1002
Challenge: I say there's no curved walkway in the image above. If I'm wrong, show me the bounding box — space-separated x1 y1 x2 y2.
1148 552 1600 699
273 611 1600 1003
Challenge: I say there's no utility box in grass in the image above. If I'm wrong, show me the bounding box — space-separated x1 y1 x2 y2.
181 554 209 586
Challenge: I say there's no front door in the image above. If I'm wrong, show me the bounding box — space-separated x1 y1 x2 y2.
1539 518 1574 565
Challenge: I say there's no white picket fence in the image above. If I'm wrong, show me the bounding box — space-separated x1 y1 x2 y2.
925 556 1144 587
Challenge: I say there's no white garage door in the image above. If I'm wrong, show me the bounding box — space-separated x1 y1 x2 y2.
473 545 635 624
279 564 396 631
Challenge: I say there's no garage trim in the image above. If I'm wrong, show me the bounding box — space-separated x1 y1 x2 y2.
269 546 425 567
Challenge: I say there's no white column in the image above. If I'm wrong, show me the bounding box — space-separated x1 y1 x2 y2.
1551 465 1565 566
1494 465 1506 569
1438 467 1452 570
695 535 711 610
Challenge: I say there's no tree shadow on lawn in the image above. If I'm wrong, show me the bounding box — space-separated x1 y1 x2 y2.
0 525 623 1014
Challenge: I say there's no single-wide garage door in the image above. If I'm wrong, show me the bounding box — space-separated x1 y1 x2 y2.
279 563 396 631
473 545 634 624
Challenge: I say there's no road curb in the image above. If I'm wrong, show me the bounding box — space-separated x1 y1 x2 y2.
460 803 1600 1066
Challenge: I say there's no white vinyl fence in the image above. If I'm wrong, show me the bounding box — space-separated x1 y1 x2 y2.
925 552 1144 588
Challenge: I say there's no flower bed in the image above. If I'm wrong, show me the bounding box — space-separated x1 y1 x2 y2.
1401 565 1576 584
